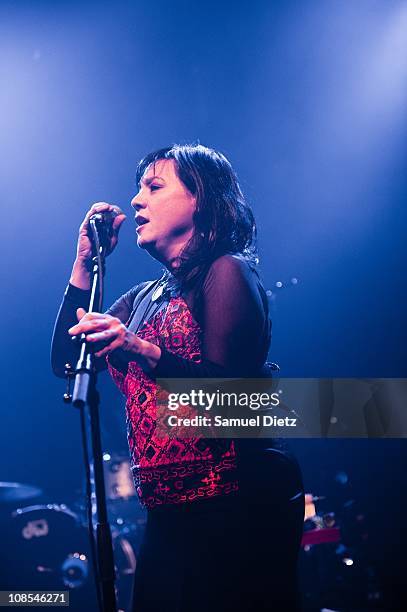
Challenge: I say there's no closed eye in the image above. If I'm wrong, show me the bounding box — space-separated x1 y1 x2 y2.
150 184 162 192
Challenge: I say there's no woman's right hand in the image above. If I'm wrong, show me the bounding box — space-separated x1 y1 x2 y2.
70 202 126 289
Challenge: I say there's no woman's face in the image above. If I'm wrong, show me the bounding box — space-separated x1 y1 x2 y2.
131 159 196 265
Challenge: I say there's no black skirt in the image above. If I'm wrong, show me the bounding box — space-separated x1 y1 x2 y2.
132 447 304 612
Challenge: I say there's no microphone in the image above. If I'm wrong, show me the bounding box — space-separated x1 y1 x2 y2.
88 210 118 253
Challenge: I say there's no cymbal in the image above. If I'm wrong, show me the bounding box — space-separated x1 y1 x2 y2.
0 482 43 503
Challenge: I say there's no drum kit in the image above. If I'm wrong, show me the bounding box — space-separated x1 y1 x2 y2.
0 456 146 612
302 494 341 548
299 491 383 611
1 467 382 611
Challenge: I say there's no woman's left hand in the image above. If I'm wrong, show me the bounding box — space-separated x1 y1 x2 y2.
68 308 161 370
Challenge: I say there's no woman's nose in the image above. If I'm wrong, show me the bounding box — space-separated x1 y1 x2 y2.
131 192 146 210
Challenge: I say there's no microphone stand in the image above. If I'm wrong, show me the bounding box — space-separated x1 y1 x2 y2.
71 218 117 612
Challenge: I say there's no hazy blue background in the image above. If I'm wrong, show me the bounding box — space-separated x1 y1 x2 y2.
1 0 406 607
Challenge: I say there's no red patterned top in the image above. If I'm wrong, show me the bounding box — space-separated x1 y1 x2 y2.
108 296 238 509
51 255 270 509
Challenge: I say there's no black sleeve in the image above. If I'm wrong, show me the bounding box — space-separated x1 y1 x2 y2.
50 283 145 378
154 255 271 379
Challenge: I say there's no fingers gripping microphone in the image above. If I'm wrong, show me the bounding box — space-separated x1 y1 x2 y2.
87 210 118 311
88 210 118 253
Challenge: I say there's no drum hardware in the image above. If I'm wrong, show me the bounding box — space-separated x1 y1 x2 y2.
0 455 144 608
85 453 146 527
61 552 89 589
102 454 136 501
322 512 336 528
299 483 385 610
5 503 140 610
302 493 340 548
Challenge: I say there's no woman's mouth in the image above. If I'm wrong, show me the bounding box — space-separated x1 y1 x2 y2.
135 215 149 232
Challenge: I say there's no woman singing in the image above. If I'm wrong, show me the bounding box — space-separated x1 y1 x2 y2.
52 144 304 611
